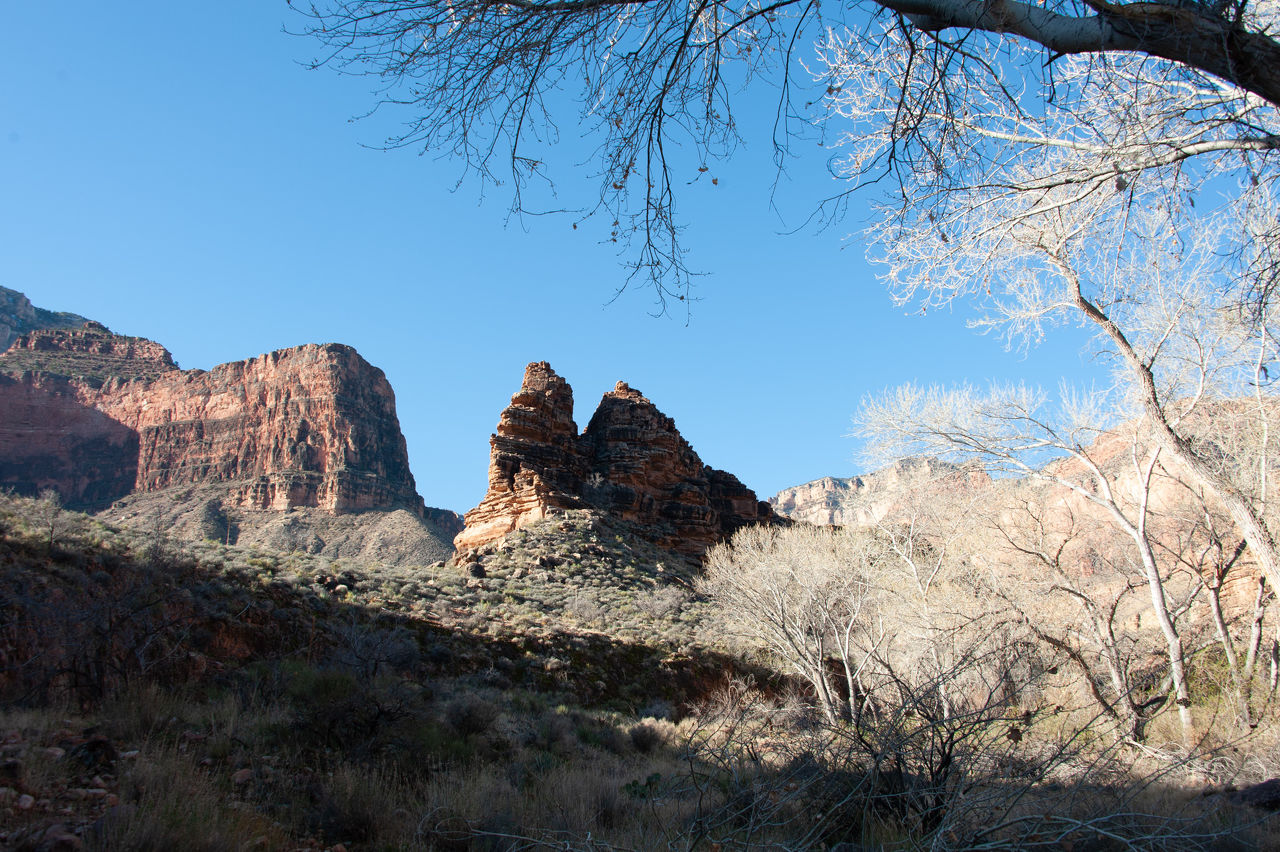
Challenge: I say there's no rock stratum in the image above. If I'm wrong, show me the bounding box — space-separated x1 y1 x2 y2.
455 361 778 556
0 289 458 564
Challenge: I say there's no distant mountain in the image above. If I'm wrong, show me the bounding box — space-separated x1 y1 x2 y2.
770 458 989 527
0 286 91 351
0 288 459 565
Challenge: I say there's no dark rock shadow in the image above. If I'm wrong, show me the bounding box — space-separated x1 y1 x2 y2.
0 374 138 510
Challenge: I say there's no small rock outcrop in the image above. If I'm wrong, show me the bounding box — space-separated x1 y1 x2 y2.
456 362 777 556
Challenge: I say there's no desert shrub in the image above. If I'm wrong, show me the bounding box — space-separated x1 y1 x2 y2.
526 709 577 755
301 762 424 845
328 617 420 678
268 663 432 760
628 719 673 754
90 749 286 852
445 693 502 738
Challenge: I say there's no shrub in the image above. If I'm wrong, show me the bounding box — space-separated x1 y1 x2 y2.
445 694 501 738
628 719 668 754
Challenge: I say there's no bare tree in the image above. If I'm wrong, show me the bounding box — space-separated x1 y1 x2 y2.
700 524 882 723
292 0 1280 302
861 386 1207 740
700 499 1020 734
832 42 1280 599
986 486 1196 742
36 488 61 553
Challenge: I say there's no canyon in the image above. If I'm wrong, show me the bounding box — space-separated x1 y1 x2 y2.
0 290 782 564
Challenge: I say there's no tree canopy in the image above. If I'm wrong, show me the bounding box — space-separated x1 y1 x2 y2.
292 0 1280 306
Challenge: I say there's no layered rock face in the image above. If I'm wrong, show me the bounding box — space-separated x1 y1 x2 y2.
0 291 461 563
3 322 179 384
0 291 461 562
0 370 141 508
770 458 990 527
91 343 426 515
456 362 777 556
0 330 425 516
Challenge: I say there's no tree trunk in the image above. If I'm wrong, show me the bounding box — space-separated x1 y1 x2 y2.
1071 285 1280 596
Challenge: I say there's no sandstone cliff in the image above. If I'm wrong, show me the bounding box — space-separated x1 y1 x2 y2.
3 322 178 384
770 458 990 527
456 362 778 556
0 290 459 563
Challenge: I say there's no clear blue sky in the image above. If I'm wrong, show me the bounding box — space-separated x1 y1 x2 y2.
2 2 1096 514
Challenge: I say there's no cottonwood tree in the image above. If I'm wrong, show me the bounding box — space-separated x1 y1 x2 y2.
861 385 1207 739
292 0 1280 304
700 524 883 724
827 38 1280 594
986 484 1200 742
1152 473 1276 726
700 519 1046 837
863 463 996 721
700 508 1021 726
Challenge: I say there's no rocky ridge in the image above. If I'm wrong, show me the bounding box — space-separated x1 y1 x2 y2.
455 361 778 556
2 322 178 384
0 286 90 352
0 289 458 563
770 457 990 527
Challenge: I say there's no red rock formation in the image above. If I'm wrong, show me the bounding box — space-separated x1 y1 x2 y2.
1 329 425 517
456 363 777 555
0 371 140 507
2 322 178 384
454 362 587 548
93 343 425 513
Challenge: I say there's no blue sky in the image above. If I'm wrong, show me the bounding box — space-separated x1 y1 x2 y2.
2 2 1096 514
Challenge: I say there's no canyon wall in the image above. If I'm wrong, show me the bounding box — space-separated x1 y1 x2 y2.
0 325 424 516
0 293 458 562
770 458 990 527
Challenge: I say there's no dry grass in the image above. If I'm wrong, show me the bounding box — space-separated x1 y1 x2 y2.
6 494 1280 849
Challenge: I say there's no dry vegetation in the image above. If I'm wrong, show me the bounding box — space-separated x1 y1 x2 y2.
3 490 1280 849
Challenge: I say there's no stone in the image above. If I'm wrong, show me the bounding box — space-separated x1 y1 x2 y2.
232 768 254 785
770 458 991 527
455 362 779 556
11 823 82 852
0 289 460 564
0 286 90 352
2 324 177 384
